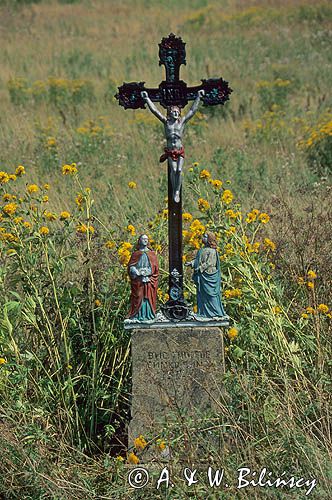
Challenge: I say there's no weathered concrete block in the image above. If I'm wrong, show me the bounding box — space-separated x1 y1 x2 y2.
128 327 225 458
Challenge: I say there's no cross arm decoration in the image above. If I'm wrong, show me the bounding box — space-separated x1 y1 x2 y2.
115 34 232 110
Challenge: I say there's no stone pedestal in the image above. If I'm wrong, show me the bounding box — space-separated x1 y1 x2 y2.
128 327 225 459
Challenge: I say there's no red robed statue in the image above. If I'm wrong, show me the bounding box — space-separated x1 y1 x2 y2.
127 234 159 320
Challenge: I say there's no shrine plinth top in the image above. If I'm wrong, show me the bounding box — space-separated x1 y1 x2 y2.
115 33 232 109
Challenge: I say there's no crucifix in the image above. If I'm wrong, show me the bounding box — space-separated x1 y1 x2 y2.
116 33 232 322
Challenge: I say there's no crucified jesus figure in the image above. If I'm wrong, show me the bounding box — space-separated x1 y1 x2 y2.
141 89 205 203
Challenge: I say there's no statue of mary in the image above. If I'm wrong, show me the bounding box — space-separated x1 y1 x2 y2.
187 232 227 319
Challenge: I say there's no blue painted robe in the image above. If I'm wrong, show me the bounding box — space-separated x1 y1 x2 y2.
193 247 226 318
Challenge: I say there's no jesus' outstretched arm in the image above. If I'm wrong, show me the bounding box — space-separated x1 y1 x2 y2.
141 91 166 123
182 89 205 124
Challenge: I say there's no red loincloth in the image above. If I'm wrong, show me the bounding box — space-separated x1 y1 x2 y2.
127 250 159 318
159 146 185 163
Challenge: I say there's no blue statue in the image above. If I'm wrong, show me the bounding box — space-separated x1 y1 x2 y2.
187 232 227 318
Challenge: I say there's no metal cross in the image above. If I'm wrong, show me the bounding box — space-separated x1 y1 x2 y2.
116 33 232 321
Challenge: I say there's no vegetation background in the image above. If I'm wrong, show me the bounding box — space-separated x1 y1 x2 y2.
0 0 331 498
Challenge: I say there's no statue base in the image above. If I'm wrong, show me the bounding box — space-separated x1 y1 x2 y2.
124 311 229 330
128 326 226 461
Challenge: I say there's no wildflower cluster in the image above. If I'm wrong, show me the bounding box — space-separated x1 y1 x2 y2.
183 219 206 249
62 163 78 175
298 113 332 175
118 242 132 266
224 288 242 299
301 303 331 320
246 209 270 224
126 433 167 464
8 77 94 107
76 117 113 143
256 78 292 109
244 105 292 141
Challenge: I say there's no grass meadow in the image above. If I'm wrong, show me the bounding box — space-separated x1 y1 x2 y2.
0 0 331 498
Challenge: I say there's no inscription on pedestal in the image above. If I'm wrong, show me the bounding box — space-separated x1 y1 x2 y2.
129 327 225 446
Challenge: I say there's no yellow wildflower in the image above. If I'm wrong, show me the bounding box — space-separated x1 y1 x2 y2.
13 217 23 224
27 184 39 194
0 232 16 242
119 242 133 251
134 434 147 451
42 195 49 202
0 358 6 365
116 456 124 462
77 223 94 234
301 313 309 319
60 211 71 220
105 240 115 249
62 163 78 175
272 306 282 315
252 209 260 216
94 299 102 307
246 242 260 253
264 238 276 252
193 305 198 313
9 174 16 181
75 193 83 208
46 137 57 148
307 270 317 279
119 251 130 265
307 281 314 290
43 183 50 190
199 169 211 179
128 181 137 189
23 221 32 229
39 226 49 236
246 212 257 223
317 304 329 314
190 219 205 235
228 327 238 340
0 172 10 184
225 209 236 218
210 179 223 189
259 213 270 224
127 224 136 236
182 212 193 222
222 189 233 204
198 198 210 212
225 226 236 236
306 306 315 315
156 439 166 451
3 203 17 216
15 165 26 176
3 193 15 201
192 162 199 167
225 243 234 255
224 288 242 299
297 277 305 285
128 452 139 465
43 211 57 221
118 242 132 265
